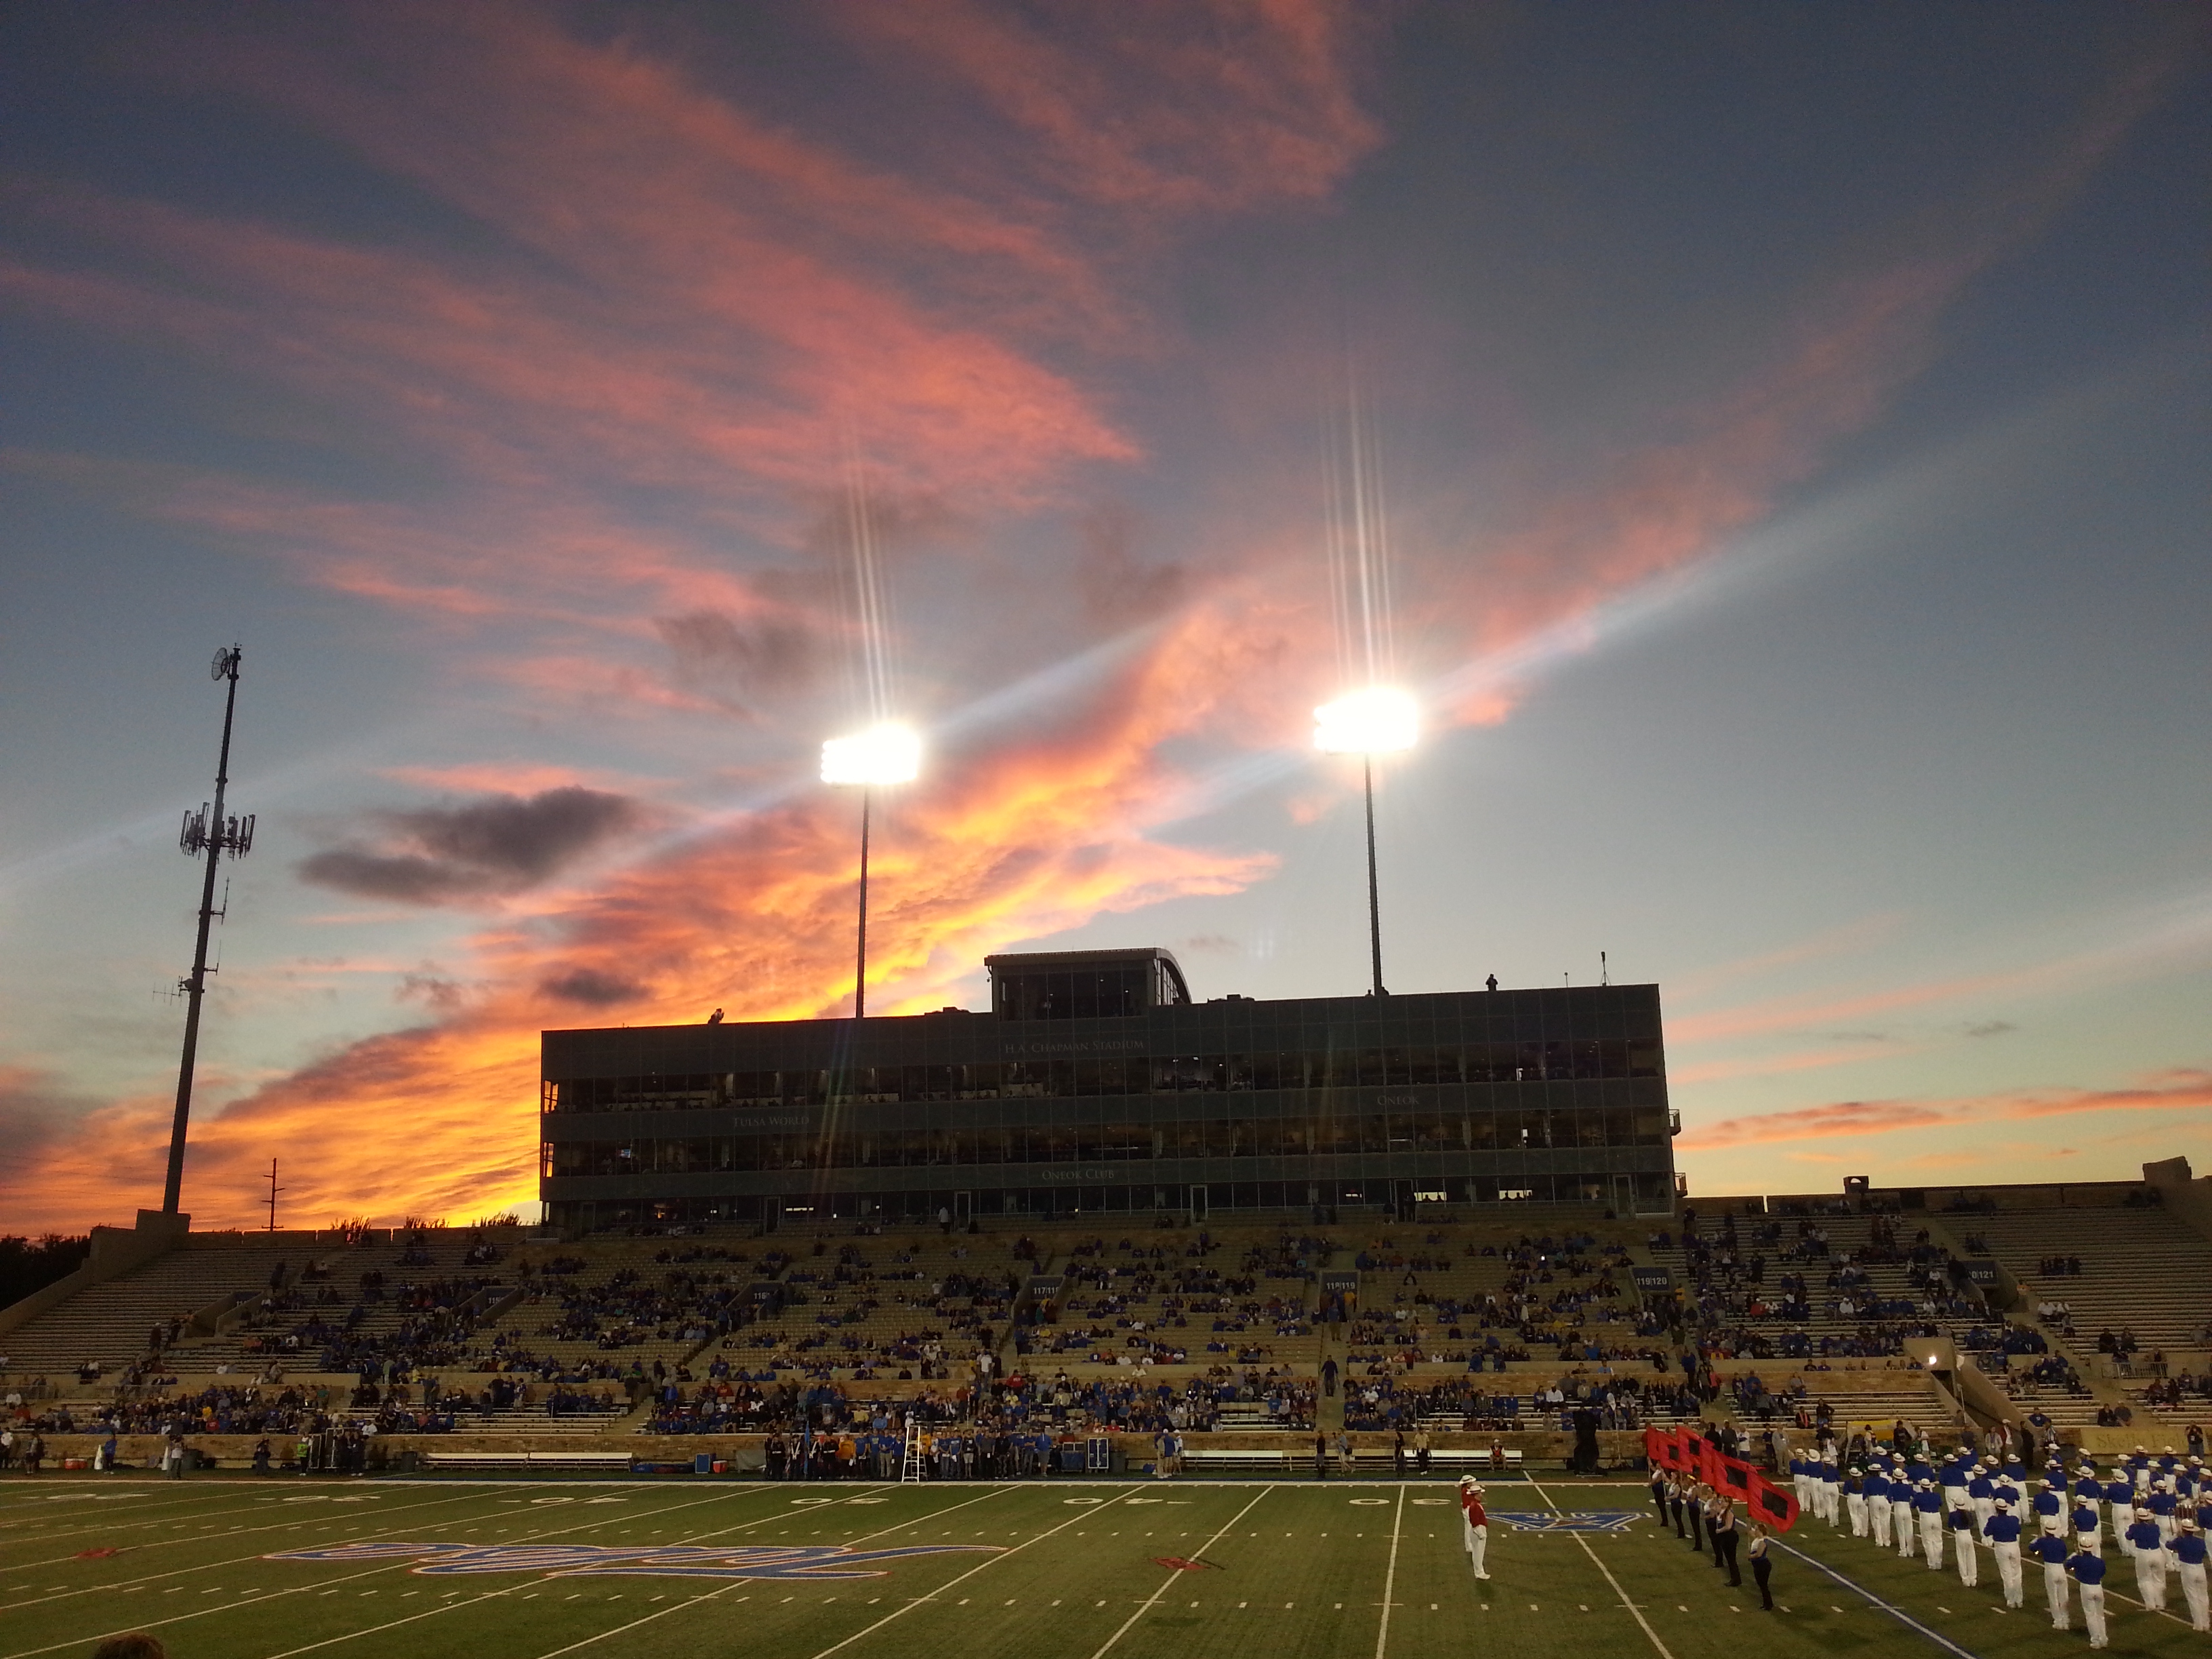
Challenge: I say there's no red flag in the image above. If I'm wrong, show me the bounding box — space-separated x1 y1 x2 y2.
1644 1427 1677 1470
1748 1471 1801 1532
1716 1451 1757 1500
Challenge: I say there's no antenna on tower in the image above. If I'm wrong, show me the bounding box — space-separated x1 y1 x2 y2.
266 1158 285 1232
163 644 255 1217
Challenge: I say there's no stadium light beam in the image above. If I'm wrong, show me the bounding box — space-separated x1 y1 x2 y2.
821 723 922 1019
1314 688 1418 999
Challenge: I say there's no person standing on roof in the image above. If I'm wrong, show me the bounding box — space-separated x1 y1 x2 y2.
1458 1475 1491 1582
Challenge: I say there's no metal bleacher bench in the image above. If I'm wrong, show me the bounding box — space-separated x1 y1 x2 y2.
1181 1446 1523 1475
422 1450 633 1471
1183 1448 1295 1473
1397 1447 1523 1473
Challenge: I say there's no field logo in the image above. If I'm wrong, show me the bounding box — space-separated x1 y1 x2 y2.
266 1540 1001 1580
1490 1511 1642 1534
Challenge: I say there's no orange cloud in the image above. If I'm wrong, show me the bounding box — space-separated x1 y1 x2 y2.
1677 1069 2212 1152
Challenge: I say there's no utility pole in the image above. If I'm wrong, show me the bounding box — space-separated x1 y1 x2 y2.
164 646 255 1216
266 1158 284 1232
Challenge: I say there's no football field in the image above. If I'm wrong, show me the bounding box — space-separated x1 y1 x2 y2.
2 1474 2202 1659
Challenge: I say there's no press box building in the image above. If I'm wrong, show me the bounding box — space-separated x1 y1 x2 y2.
539 947 1679 1231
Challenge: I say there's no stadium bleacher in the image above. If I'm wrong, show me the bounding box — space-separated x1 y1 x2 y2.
5 1166 2207 1469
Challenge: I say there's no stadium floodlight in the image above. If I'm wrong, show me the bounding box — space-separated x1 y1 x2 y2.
1313 687 1419 998
1313 685 1418 756
821 722 922 786
821 722 922 1019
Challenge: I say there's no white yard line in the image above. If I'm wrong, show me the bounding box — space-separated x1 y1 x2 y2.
1523 1475 1677 1659
255 1483 1024 1659
518 1483 1026 1659
0 1486 498 1610
0 1481 773 1659
1084 1487 1272 1659
804 1488 1145 1659
1770 1541 1980 1659
1372 1483 1407 1659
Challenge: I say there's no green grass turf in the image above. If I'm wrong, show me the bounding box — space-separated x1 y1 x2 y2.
0 1474 2200 1659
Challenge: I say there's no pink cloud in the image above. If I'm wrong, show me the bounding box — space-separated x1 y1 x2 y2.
1677 1069 2212 1151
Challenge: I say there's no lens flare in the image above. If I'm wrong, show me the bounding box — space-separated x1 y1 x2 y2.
1313 687 1418 755
821 722 922 785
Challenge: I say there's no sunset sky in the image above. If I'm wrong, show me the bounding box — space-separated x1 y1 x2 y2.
2 3 2207 1235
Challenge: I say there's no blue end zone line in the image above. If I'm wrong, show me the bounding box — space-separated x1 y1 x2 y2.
1774 1541 1981 1659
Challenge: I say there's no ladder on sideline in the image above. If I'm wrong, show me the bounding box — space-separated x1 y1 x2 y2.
900 1418 924 1483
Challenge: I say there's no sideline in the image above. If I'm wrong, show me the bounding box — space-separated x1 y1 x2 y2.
1523 1475 1677 1659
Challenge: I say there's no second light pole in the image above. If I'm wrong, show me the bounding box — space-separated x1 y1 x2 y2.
821 722 922 1018
1314 687 1418 998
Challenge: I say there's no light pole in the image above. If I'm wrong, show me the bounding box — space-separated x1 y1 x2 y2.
821 722 922 1018
1314 687 1418 997
166 645 256 1214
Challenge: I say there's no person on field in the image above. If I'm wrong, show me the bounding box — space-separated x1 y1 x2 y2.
2067 1543 2110 1650
2125 1507 2169 1611
2172 1515 2209 1632
1844 1467 1868 1538
1986 1498 2026 1608
1685 1480 1706 1554
1667 1473 1689 1540
1458 1476 1490 1581
1748 1522 1775 1610
1948 1499 1979 1587
1712 1495 1742 1587
1970 1458 1997 1534
1650 1462 1670 1527
1894 1473 1920 1557
2033 1523 2072 1631
1865 1462 1892 1550
1914 1479 1945 1569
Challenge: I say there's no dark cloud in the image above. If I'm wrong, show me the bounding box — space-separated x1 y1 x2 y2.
655 609 819 708
395 972 466 1012
1965 1020 2018 1038
538 968 643 1007
1076 503 1185 628
1179 934 1240 954
0 1069 96 1185
299 787 641 905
